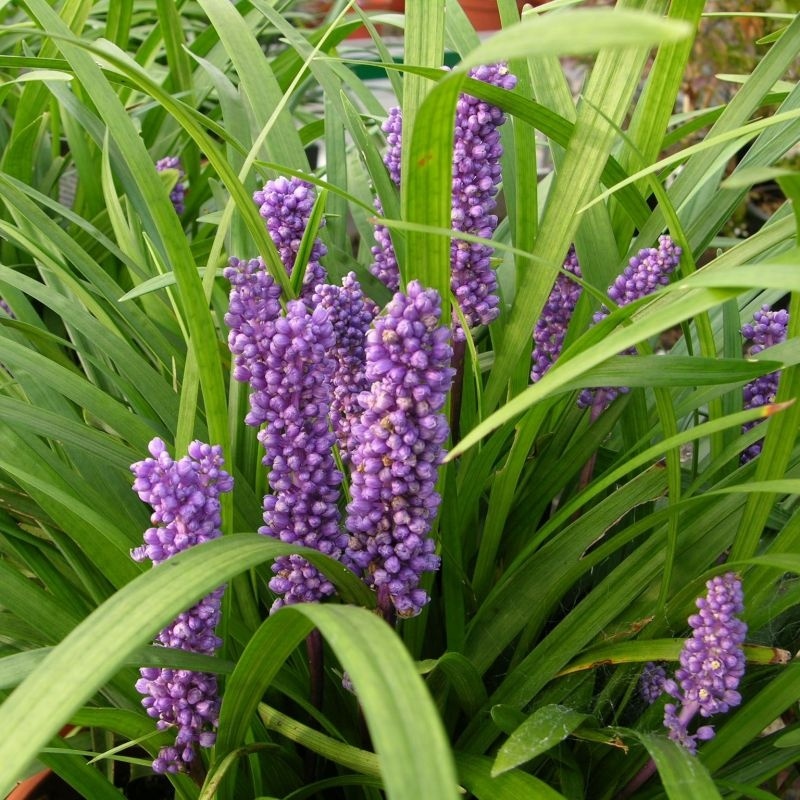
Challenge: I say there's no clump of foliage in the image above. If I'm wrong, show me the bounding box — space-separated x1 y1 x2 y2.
1 1 800 799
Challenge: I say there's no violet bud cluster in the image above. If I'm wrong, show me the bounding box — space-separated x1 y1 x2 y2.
531 246 582 383
224 256 283 427
662 572 747 754
253 176 327 297
578 235 682 411
740 304 788 463
639 661 667 705
345 280 455 618
450 63 517 339
370 64 516 338
370 107 404 291
255 300 345 611
130 438 233 774
312 273 378 462
155 156 187 215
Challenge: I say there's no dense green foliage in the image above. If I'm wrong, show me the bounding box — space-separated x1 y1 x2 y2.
0 1 799 798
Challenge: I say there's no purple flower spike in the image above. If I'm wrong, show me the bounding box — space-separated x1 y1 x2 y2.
450 63 517 340
662 572 747 753
224 257 283 428
312 274 379 462
640 662 667 705
741 305 788 463
741 305 789 355
256 300 346 611
370 107 404 291
345 280 455 618
371 200 401 293
131 438 233 774
382 105 403 187
156 156 187 215
369 64 516 338
253 176 327 297
578 235 682 412
531 247 582 382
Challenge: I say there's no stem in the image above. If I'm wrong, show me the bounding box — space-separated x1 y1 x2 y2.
304 629 324 784
618 758 656 799
619 702 699 799
449 339 466 442
306 629 324 712
575 393 608 502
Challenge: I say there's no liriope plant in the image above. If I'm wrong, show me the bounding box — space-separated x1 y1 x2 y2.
0 1 799 799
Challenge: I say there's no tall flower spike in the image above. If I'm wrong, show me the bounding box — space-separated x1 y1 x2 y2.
741 304 788 463
345 280 455 618
253 176 327 297
662 572 747 754
578 235 682 412
531 246 582 382
370 105 403 292
156 156 187 215
450 63 517 340
131 438 233 774
256 300 346 611
370 64 517 339
312 274 379 463
223 256 283 428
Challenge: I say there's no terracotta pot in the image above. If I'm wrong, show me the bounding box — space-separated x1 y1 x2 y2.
5 770 51 800
5 769 81 800
349 0 405 39
458 0 530 31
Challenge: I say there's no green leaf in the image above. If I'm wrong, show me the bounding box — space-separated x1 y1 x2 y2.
455 752 568 800
458 9 691 70
0 535 372 797
215 604 460 800
492 705 592 776
556 641 789 677
631 732 722 800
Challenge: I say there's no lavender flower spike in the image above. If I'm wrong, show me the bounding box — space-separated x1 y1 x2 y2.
370 64 517 337
741 304 789 463
345 280 455 618
224 256 283 428
312 273 378 463
131 438 233 774
253 176 327 297
578 235 682 412
450 63 517 339
662 572 747 754
256 300 346 611
531 246 582 382
370 105 403 292
156 156 187 215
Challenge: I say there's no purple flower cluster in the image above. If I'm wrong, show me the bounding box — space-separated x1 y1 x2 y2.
531 246 583 383
741 304 788 463
639 661 667 705
344 281 454 618
130 438 233 774
450 63 517 339
253 176 327 297
312 273 378 462
370 108 404 291
256 300 346 611
661 573 747 754
578 235 682 411
370 64 516 338
156 156 187 215
224 256 283 427
604 235 682 310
